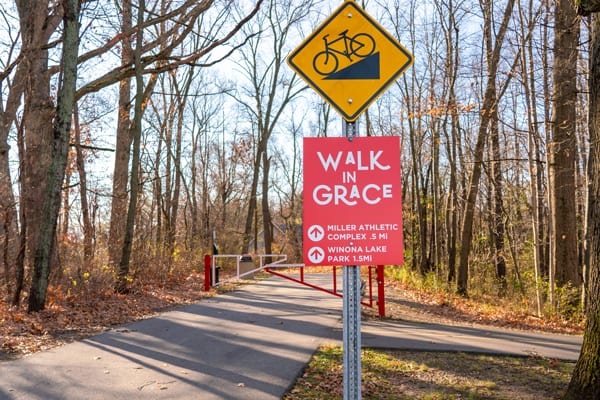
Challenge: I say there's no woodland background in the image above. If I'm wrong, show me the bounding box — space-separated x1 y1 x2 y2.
0 0 590 323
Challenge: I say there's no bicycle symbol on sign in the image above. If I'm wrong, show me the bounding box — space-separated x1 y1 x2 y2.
312 30 376 76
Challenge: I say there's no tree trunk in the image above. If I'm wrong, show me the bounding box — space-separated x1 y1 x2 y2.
446 122 459 283
439 0 460 283
0 60 25 303
407 114 429 275
188 113 201 253
519 0 546 314
524 55 545 314
432 129 441 275
17 1 61 277
116 0 145 293
73 105 94 267
200 127 211 252
456 0 515 296
108 0 133 270
550 0 581 288
153 123 163 252
167 107 182 264
242 140 261 253
165 71 191 263
163 98 173 258
0 141 17 302
262 151 273 258
12 113 27 306
490 94 507 292
563 9 600 400
28 0 80 311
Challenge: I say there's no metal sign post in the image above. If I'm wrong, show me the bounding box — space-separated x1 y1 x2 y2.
343 264 362 399
342 121 361 400
288 2 413 399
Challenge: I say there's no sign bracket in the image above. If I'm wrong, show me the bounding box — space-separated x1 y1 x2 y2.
342 120 357 142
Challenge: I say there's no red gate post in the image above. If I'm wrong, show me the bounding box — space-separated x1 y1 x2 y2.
333 266 338 295
377 265 385 317
204 254 212 292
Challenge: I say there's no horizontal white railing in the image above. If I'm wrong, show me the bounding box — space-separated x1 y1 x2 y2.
211 254 294 286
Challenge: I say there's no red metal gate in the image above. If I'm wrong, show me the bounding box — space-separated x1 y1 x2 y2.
203 254 385 317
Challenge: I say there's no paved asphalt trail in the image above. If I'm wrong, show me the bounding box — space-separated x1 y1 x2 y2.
0 275 582 400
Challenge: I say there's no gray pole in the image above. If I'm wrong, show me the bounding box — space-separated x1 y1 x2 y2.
342 120 361 400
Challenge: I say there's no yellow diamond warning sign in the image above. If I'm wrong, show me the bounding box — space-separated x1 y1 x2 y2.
287 0 413 122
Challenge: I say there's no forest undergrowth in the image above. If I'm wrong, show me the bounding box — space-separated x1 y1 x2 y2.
375 267 584 335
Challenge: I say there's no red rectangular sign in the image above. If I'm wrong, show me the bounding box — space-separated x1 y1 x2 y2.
303 136 404 266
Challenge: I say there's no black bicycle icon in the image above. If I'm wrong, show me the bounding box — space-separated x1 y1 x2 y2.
312 30 376 76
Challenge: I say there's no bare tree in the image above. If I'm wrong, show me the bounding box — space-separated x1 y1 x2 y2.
116 0 145 294
549 0 581 294
233 0 311 254
16 1 62 293
28 0 80 311
0 3 22 303
389 0 431 275
564 4 600 399
433 0 463 283
456 0 515 296
108 0 263 276
108 0 134 271
272 117 303 261
73 104 94 268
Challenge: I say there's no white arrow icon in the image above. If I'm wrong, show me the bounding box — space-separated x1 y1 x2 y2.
308 246 325 264
307 224 325 242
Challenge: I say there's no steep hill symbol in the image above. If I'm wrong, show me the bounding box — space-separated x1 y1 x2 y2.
324 52 380 80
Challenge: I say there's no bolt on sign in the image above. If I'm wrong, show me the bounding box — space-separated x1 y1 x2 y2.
303 136 404 266
287 0 413 122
